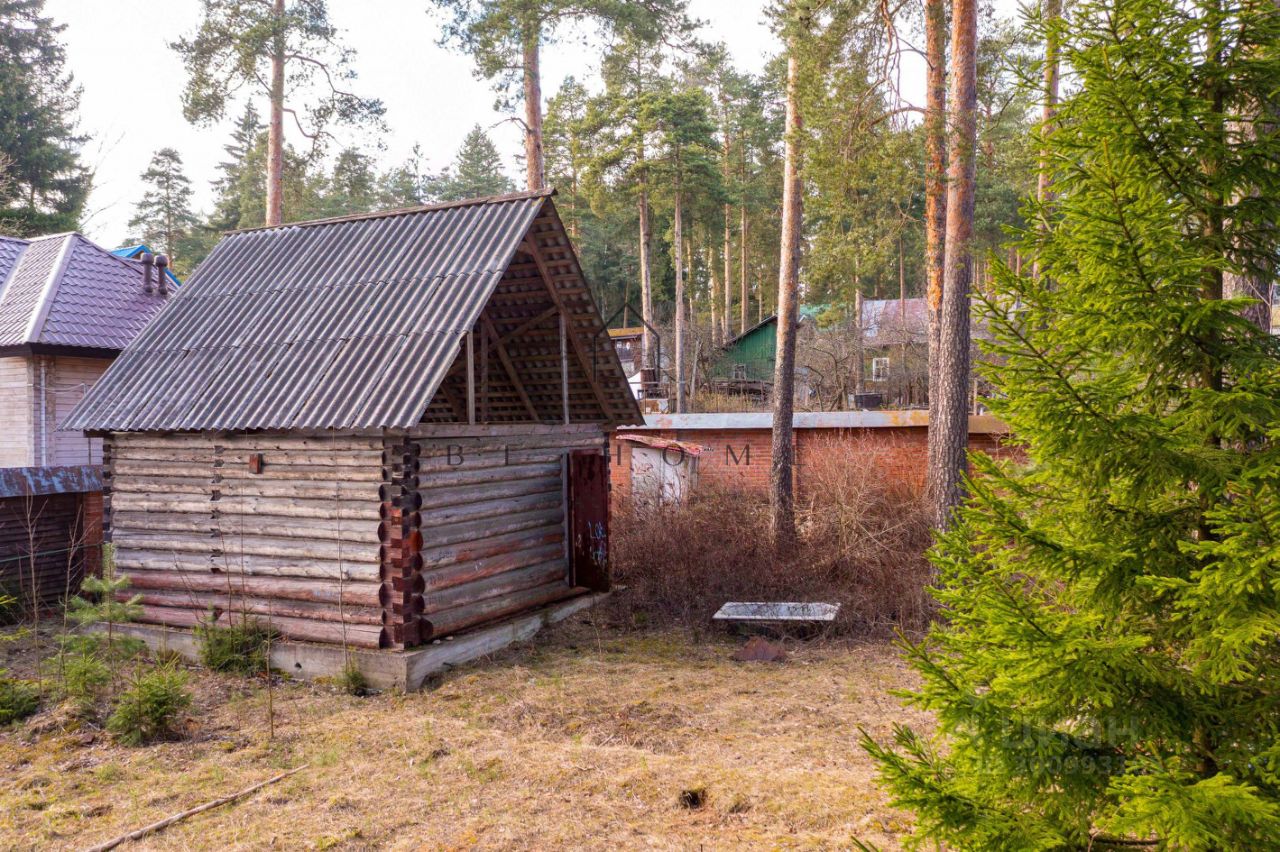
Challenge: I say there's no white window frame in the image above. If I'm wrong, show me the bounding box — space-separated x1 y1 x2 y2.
870 356 890 382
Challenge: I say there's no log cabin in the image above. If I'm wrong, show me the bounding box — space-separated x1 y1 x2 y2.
65 189 641 652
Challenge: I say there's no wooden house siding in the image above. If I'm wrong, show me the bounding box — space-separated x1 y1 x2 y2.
49 356 109 466
0 355 34 466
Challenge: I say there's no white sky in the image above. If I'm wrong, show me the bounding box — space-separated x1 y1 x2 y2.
46 0 976 245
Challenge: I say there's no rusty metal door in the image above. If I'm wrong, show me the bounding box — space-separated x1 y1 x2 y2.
568 449 610 591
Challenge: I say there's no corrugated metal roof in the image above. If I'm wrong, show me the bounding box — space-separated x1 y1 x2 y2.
0 232 168 352
66 191 558 432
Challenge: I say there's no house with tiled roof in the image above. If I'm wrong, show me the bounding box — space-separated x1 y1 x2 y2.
0 232 171 467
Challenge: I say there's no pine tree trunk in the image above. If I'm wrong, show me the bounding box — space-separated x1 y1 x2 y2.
740 202 750 334
771 46 803 549
522 28 545 191
1038 0 1061 208
723 133 733 343
673 175 686 413
710 244 720 346
930 0 979 529
265 0 285 227
923 0 947 496
639 181 654 376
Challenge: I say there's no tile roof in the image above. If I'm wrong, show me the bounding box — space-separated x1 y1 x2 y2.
0 232 168 353
66 190 640 433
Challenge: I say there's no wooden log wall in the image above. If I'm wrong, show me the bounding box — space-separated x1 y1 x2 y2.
405 423 606 641
107 432 388 648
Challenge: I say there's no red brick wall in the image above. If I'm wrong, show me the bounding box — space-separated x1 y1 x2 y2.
610 425 1016 510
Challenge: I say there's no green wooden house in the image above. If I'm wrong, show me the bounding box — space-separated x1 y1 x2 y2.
709 307 824 396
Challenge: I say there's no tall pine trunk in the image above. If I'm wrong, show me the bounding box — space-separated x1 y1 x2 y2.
930 0 979 529
673 173 686 413
522 27 545 191
723 132 733 342
1038 0 1061 208
740 202 750 334
923 0 947 498
639 184 654 374
771 45 803 549
265 0 285 227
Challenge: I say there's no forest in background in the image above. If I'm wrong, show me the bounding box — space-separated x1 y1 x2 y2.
0 0 1036 338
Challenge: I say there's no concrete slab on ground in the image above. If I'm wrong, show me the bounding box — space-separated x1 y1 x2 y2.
101 591 608 691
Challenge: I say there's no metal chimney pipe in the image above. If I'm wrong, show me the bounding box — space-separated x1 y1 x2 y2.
140 251 154 294
155 254 170 296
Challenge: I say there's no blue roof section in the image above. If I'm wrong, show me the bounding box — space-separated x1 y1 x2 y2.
111 244 182 287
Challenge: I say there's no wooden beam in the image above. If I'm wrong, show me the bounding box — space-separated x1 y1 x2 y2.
465 330 476 425
443 306 558 382
482 314 540 421
559 312 569 425
521 239 613 419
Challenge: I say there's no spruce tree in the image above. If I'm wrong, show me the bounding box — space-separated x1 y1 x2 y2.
127 148 199 276
207 103 262 233
0 0 89 235
433 125 515 202
865 0 1280 847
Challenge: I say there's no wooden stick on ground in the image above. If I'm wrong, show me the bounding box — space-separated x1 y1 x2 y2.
84 764 309 852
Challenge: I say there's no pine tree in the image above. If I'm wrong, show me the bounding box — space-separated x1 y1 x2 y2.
644 86 721 413
433 125 515 202
429 0 691 190
0 0 89 235
173 0 385 225
865 0 1280 846
127 148 199 275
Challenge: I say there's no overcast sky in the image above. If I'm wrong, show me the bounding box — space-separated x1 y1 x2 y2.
46 0 954 245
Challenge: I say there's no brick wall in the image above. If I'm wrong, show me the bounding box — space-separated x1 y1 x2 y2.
610 414 1016 510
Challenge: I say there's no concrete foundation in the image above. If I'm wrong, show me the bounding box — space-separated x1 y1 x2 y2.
107 591 607 691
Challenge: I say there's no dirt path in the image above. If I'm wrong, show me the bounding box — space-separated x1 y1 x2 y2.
1 619 927 850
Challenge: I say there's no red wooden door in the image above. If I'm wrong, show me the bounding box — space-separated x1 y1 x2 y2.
568 449 610 591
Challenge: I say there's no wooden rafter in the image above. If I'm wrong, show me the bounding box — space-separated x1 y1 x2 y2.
520 237 614 419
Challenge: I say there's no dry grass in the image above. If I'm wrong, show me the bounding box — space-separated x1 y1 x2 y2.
0 615 928 850
612 437 935 635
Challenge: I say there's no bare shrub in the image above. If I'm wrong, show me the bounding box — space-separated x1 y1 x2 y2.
609 435 933 635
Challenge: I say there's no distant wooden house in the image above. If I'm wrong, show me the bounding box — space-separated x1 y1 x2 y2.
67 190 640 680
709 309 822 399
856 297 929 408
0 233 169 605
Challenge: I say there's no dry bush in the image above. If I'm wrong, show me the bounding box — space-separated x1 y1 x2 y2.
610 436 934 635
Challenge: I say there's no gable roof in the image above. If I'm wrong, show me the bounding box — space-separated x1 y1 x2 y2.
66 190 641 432
861 297 928 344
0 232 169 355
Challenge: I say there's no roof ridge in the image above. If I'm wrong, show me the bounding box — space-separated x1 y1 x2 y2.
226 188 556 236
23 233 76 343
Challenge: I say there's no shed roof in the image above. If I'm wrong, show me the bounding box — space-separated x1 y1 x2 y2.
0 233 167 355
66 190 641 432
